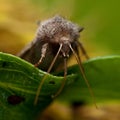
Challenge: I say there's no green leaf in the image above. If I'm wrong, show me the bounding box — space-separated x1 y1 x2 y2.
58 55 120 104
0 52 120 120
0 52 75 120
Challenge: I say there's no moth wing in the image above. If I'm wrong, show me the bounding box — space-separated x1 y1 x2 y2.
17 39 44 64
17 38 62 71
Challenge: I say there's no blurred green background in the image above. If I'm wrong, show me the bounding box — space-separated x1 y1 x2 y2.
0 0 120 57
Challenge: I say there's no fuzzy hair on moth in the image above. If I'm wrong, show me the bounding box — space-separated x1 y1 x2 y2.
18 15 97 108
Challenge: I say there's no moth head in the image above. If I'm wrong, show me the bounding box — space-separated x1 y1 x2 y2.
36 15 83 44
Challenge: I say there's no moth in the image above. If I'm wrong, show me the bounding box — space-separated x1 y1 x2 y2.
18 15 96 107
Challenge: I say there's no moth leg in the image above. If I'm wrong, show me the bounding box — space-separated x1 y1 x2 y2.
77 41 90 60
52 57 67 98
34 43 48 67
34 44 63 105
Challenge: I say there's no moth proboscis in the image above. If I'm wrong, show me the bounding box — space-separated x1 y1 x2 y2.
18 15 97 108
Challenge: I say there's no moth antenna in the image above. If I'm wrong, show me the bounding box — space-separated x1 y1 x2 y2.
78 42 90 60
35 43 48 67
52 57 67 98
34 44 63 105
78 27 84 32
68 43 98 109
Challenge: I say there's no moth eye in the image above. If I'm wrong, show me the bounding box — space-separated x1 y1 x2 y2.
7 95 25 105
49 80 55 85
